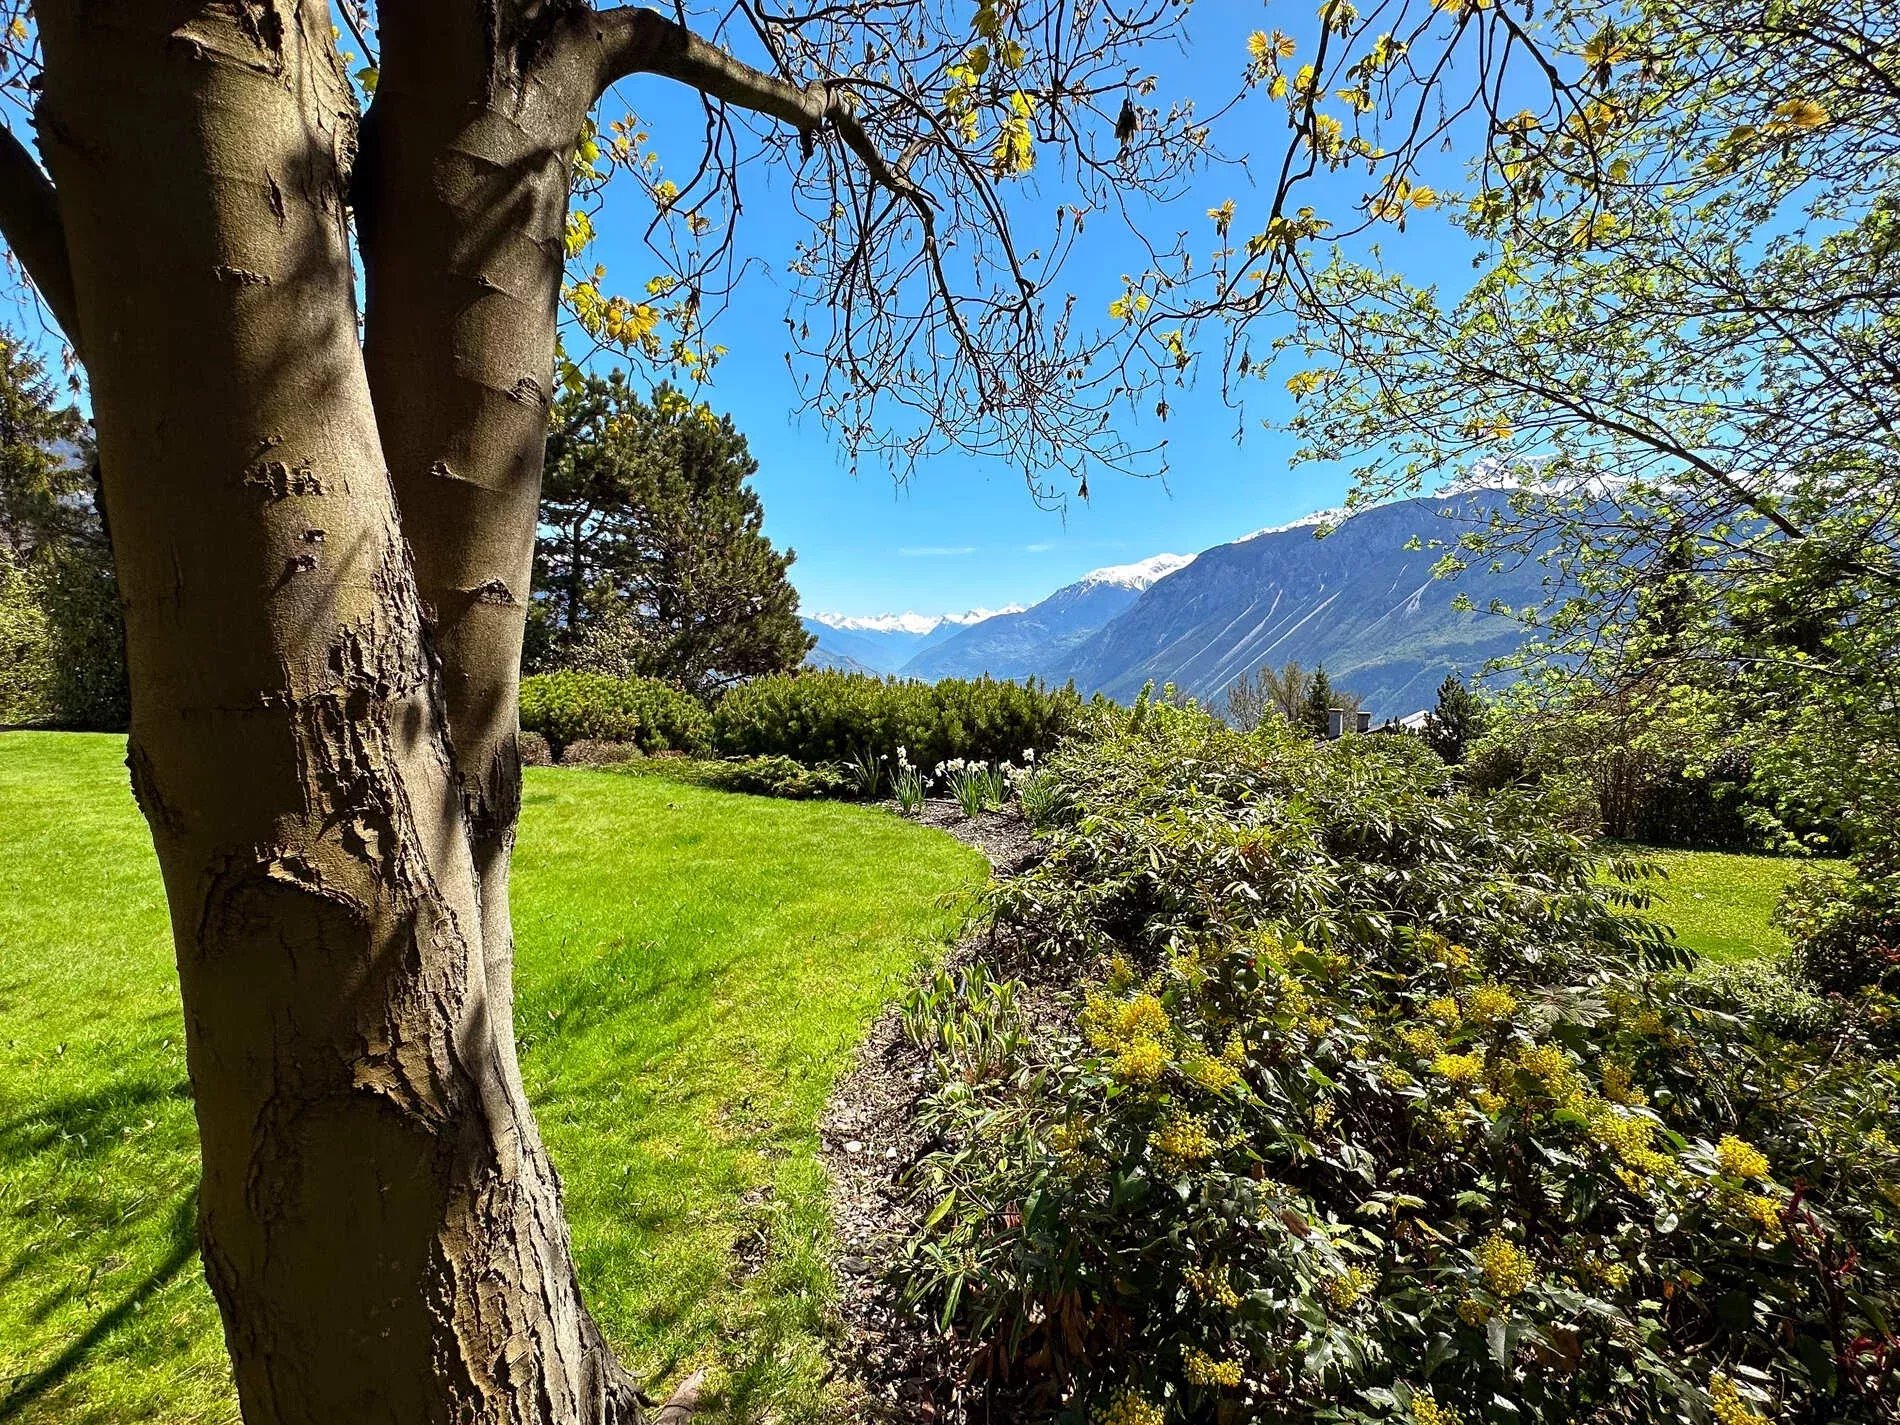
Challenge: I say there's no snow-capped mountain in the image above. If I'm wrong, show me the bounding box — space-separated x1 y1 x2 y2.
900 555 1195 682
1047 491 1544 712
800 492 1548 715
802 606 1025 674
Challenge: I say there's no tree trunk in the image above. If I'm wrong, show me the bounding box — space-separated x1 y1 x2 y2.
35 4 638 1419
357 0 602 1089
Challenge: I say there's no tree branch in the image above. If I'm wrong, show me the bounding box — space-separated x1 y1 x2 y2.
0 123 79 348
578 7 930 209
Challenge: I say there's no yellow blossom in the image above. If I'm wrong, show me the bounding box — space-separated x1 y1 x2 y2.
1113 1038 1168 1083
1715 1135 1771 1180
1602 1061 1646 1106
1183 1347 1244 1387
1431 1051 1485 1086
1399 1025 1443 1058
1097 1389 1166 1425
1184 1054 1241 1092
1412 1388 1465 1425
1463 983 1518 1025
1154 1113 1215 1163
1186 1263 1241 1307
1709 1372 1772 1425
1322 1265 1376 1310
1474 1231 1535 1299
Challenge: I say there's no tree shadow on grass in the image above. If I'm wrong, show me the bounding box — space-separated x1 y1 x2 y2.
0 1188 198 1421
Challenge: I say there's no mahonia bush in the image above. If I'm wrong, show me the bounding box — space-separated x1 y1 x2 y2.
895 710 1900 1423
711 669 1084 769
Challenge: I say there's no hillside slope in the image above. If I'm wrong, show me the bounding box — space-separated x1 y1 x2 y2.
1052 493 1546 716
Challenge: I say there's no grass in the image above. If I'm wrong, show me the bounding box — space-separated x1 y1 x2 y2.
1613 843 1840 963
0 731 985 1424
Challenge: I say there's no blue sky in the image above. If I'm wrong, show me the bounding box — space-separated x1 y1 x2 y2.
575 0 1488 619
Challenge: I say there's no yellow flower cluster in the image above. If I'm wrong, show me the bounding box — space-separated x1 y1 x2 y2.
1601 1061 1646 1106
1183 1347 1244 1387
1586 1102 1672 1180
1321 1265 1376 1310
1426 996 1462 1024
1474 1232 1535 1299
1086 991 1172 1084
1516 1042 1586 1109
1114 1039 1168 1084
1183 1054 1241 1092
1399 1025 1443 1058
1726 1191 1787 1244
1715 1135 1771 1180
1186 1263 1241 1307
1709 1372 1772 1425
1154 1113 1215 1163
1097 1389 1165 1425
1411 1389 1465 1425
1577 1253 1631 1292
1430 1052 1485 1086
1463 983 1518 1025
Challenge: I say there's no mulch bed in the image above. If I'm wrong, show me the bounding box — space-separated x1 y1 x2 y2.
818 802 1043 1422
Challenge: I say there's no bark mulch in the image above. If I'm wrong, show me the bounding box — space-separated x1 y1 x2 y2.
818 801 1042 1422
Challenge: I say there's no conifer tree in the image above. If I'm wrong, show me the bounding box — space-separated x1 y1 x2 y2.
533 373 810 697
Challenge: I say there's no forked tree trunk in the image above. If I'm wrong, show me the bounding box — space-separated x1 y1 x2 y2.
357 5 600 1089
34 3 638 1419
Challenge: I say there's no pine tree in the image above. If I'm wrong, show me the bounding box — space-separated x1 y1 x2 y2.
1423 673 1485 765
532 373 813 697
1302 665 1335 736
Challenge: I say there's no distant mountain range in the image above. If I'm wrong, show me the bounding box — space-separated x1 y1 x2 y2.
802 491 1548 718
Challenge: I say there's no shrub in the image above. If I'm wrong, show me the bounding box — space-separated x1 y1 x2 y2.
895 712 1900 1424
558 738 643 766
604 753 856 800
1777 864 1900 994
0 544 128 730
516 730 553 767
711 669 1081 770
699 754 855 800
518 671 712 756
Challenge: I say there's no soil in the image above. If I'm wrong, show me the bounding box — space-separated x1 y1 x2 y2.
819 802 1043 1422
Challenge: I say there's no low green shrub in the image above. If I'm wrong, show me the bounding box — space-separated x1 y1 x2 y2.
518 671 712 756
895 712 1900 1424
516 730 553 767
711 669 1082 770
603 753 855 800
559 738 643 766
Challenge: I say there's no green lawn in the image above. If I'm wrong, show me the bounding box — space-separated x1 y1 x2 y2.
0 732 984 1424
1613 843 1838 963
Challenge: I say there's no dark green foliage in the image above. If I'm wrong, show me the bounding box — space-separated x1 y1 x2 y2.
1301 664 1335 735
896 710 1900 1425
1422 673 1483 766
530 372 811 696
1776 864 1900 995
1629 747 1767 850
711 669 1083 769
517 671 713 757
0 335 125 730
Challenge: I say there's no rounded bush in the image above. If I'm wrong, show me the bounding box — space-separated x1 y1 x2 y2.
518 672 712 756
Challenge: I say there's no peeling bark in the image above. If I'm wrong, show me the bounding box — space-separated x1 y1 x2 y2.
33 3 639 1419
